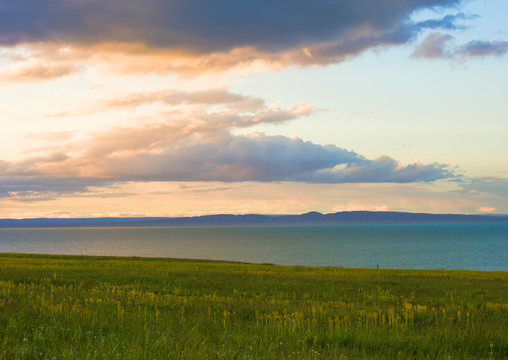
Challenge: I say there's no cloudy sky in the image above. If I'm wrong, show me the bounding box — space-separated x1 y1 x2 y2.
0 0 507 218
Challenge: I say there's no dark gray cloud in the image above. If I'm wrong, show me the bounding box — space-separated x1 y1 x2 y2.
416 13 473 31
412 32 508 60
0 0 461 56
459 40 508 58
65 132 454 184
307 156 453 184
0 131 455 201
100 133 361 182
457 177 508 197
0 175 115 200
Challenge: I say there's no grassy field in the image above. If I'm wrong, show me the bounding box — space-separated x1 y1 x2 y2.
0 253 507 359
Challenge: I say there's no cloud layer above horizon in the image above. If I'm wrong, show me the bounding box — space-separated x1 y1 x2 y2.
0 86 454 201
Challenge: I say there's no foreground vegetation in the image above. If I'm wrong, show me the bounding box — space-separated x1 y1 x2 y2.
0 253 507 359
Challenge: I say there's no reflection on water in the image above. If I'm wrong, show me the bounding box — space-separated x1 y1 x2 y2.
0 223 506 270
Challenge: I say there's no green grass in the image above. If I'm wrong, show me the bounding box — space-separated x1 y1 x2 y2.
0 253 507 359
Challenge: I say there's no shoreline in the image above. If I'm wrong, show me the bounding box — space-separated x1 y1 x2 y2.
1 252 507 273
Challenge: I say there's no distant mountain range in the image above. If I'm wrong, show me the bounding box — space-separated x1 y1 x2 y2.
1 211 508 228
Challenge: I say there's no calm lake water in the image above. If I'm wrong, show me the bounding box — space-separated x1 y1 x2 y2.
0 223 507 270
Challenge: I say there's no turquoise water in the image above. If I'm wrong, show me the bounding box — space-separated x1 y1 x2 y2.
0 223 506 270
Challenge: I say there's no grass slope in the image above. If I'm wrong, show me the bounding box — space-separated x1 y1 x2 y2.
0 253 507 359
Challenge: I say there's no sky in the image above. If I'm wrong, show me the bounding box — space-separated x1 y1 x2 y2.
0 0 507 218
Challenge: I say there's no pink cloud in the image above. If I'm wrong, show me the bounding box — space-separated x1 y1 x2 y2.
333 203 391 212
476 206 496 213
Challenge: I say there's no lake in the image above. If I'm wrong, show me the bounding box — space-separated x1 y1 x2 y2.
0 223 507 270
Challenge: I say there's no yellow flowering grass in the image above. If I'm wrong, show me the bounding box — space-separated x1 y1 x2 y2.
0 253 506 359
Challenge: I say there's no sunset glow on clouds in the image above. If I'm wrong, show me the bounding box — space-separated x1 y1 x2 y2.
0 0 507 218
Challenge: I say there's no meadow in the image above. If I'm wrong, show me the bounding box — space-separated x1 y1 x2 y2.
0 253 506 359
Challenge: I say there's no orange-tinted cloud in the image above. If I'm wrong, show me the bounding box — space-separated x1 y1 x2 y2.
0 0 470 81
0 82 454 197
100 88 266 113
477 206 496 213
1 130 454 190
0 60 78 82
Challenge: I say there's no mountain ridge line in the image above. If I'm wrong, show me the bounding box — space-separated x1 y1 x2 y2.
1 211 508 227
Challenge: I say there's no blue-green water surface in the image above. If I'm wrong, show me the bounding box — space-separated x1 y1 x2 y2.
0 223 506 270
